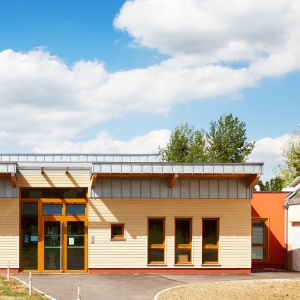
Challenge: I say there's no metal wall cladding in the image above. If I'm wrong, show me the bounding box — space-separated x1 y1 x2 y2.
91 178 250 199
0 177 18 198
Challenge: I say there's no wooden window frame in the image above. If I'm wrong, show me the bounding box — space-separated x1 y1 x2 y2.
148 218 165 265
111 224 125 240
252 218 269 262
175 218 192 265
202 218 219 265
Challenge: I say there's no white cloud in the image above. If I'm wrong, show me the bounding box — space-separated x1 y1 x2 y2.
248 134 290 181
0 0 299 151
33 129 171 154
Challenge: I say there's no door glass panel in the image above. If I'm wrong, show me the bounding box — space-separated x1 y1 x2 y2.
43 204 62 215
21 203 38 270
67 221 85 270
44 222 61 270
66 204 85 215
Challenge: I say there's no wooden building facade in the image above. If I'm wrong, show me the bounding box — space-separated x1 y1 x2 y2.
0 154 263 273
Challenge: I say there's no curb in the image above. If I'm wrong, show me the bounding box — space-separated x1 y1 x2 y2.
12 275 56 300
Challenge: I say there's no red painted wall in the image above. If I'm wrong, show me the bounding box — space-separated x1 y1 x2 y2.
251 192 288 270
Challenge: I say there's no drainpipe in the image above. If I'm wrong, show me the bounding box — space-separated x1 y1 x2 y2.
282 202 288 270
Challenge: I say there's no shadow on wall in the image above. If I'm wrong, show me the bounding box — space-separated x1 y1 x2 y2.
251 206 286 269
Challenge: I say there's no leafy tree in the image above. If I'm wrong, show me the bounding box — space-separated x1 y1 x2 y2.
275 126 300 186
206 114 255 163
158 123 208 162
159 114 255 163
254 176 285 191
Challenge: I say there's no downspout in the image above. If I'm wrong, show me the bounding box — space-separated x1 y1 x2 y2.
282 201 288 270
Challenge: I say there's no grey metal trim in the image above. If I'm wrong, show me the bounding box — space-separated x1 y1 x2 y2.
0 153 160 163
0 162 17 173
92 162 264 175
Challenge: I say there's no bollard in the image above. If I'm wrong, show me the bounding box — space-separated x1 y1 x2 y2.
29 271 32 296
77 285 81 300
7 261 10 281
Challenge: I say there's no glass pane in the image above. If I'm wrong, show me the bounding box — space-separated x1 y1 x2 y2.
66 204 85 215
149 220 164 244
252 247 265 259
21 188 86 198
176 220 191 245
202 249 218 263
67 221 85 270
203 220 218 245
21 203 38 270
148 249 164 263
252 221 265 244
175 249 191 263
43 204 62 215
44 222 61 270
112 225 123 236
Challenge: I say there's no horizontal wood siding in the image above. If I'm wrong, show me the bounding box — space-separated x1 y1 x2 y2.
17 174 91 188
0 198 19 268
88 198 251 269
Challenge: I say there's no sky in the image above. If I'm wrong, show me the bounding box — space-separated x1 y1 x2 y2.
0 0 299 181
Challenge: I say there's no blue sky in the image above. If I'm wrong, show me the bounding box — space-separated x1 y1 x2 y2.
0 0 299 181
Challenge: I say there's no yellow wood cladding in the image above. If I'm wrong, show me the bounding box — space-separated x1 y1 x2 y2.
0 198 19 268
88 198 251 268
17 174 91 188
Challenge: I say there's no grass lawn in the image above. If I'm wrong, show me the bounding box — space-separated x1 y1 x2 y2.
0 276 48 300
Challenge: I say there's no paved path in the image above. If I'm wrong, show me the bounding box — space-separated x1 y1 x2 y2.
10 271 300 300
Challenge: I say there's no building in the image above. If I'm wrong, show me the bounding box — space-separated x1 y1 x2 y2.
251 191 288 270
283 177 300 271
0 154 263 273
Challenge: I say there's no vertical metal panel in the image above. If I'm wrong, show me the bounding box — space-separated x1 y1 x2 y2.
209 180 219 198
193 165 203 174
183 165 193 173
112 165 121 173
204 165 213 173
151 179 160 198
219 180 228 198
228 180 238 198
122 165 131 173
160 179 169 198
130 156 139 162
237 179 247 199
141 180 150 198
200 180 209 198
224 165 234 173
54 155 62 162
122 156 130 162
121 180 131 198
131 180 141 198
96 155 105 162
162 165 172 173
102 165 112 173
0 178 17 198
62 155 71 161
244 165 254 174
142 165 152 173
153 165 162 173
171 180 180 198
190 180 200 198
180 179 190 198
173 165 183 173
112 179 121 198
114 156 123 162
132 165 142 173
214 165 223 173
234 165 244 173
92 179 102 197
102 179 112 197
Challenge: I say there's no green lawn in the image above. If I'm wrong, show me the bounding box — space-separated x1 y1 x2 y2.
0 276 48 300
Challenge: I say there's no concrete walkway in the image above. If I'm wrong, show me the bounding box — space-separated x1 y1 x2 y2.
10 271 300 300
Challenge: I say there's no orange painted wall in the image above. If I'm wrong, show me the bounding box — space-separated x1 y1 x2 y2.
251 192 288 270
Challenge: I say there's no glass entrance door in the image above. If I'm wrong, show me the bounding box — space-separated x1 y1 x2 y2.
67 221 85 270
44 221 62 271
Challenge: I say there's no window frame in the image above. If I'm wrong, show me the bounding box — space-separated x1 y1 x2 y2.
252 218 269 262
174 218 192 265
202 218 219 265
148 218 165 264
111 224 125 240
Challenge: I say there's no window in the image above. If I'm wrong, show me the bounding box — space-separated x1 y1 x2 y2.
148 219 165 264
202 219 219 264
66 204 85 215
175 219 192 264
111 224 125 239
252 219 268 261
43 204 63 215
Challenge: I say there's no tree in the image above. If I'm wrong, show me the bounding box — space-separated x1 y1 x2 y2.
275 126 300 187
206 114 255 163
255 177 285 191
158 123 208 162
159 114 255 163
